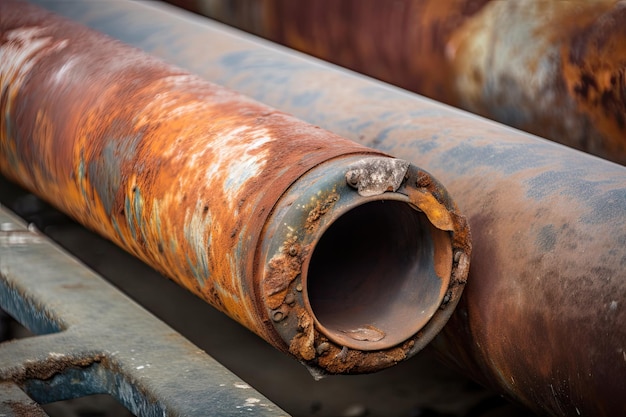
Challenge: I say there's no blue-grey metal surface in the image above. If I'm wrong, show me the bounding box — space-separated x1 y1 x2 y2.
0 381 49 416
28 2 626 416
0 206 286 416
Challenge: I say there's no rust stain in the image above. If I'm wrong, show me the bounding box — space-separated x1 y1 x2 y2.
415 170 471 258
262 188 340 312
448 0 626 163
3 352 106 385
258 0 489 102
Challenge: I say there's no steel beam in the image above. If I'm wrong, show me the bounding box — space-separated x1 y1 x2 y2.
0 0 470 375
178 0 626 165
29 1 626 416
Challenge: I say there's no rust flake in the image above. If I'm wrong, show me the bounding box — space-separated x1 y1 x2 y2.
5 353 105 386
315 336 412 374
286 305 414 373
263 236 307 309
288 308 316 361
304 190 339 232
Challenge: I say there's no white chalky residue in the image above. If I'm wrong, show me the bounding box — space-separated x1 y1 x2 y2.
51 54 76 85
201 125 273 200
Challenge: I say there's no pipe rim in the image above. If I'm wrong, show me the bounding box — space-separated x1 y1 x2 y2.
301 195 452 351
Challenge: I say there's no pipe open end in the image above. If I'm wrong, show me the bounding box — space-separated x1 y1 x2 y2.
304 200 452 351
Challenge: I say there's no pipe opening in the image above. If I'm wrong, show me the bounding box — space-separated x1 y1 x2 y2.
305 200 452 351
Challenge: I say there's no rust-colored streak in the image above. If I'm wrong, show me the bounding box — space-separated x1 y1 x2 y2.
197 0 626 164
0 0 371 338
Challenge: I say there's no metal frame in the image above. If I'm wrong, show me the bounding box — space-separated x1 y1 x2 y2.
0 205 286 416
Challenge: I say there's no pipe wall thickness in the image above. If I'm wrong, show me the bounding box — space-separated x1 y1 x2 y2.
0 0 470 375
30 1 626 416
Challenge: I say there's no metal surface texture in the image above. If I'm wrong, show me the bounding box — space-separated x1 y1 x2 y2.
0 0 470 375
172 0 626 165
0 206 286 416
0 381 49 416
30 1 626 416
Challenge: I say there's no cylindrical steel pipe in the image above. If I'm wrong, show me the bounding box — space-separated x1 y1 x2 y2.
0 1 471 374
172 0 626 165
32 1 626 416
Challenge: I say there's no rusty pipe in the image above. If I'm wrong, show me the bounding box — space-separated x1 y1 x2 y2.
0 1 470 375
171 0 626 165
34 1 626 416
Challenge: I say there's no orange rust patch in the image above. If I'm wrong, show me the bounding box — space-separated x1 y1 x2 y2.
414 170 471 254
263 237 306 309
408 188 454 231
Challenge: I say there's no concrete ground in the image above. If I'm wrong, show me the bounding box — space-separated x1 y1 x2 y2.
0 175 535 417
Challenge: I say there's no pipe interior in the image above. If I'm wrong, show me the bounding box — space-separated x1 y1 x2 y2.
305 200 451 351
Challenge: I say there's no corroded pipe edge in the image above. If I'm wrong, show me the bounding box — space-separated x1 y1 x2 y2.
257 155 471 374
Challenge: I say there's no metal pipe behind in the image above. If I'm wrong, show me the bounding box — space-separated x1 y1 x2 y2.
33 1 626 416
0 0 470 375
174 0 626 165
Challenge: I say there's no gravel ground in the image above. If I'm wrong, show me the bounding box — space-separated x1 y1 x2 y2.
0 175 535 417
